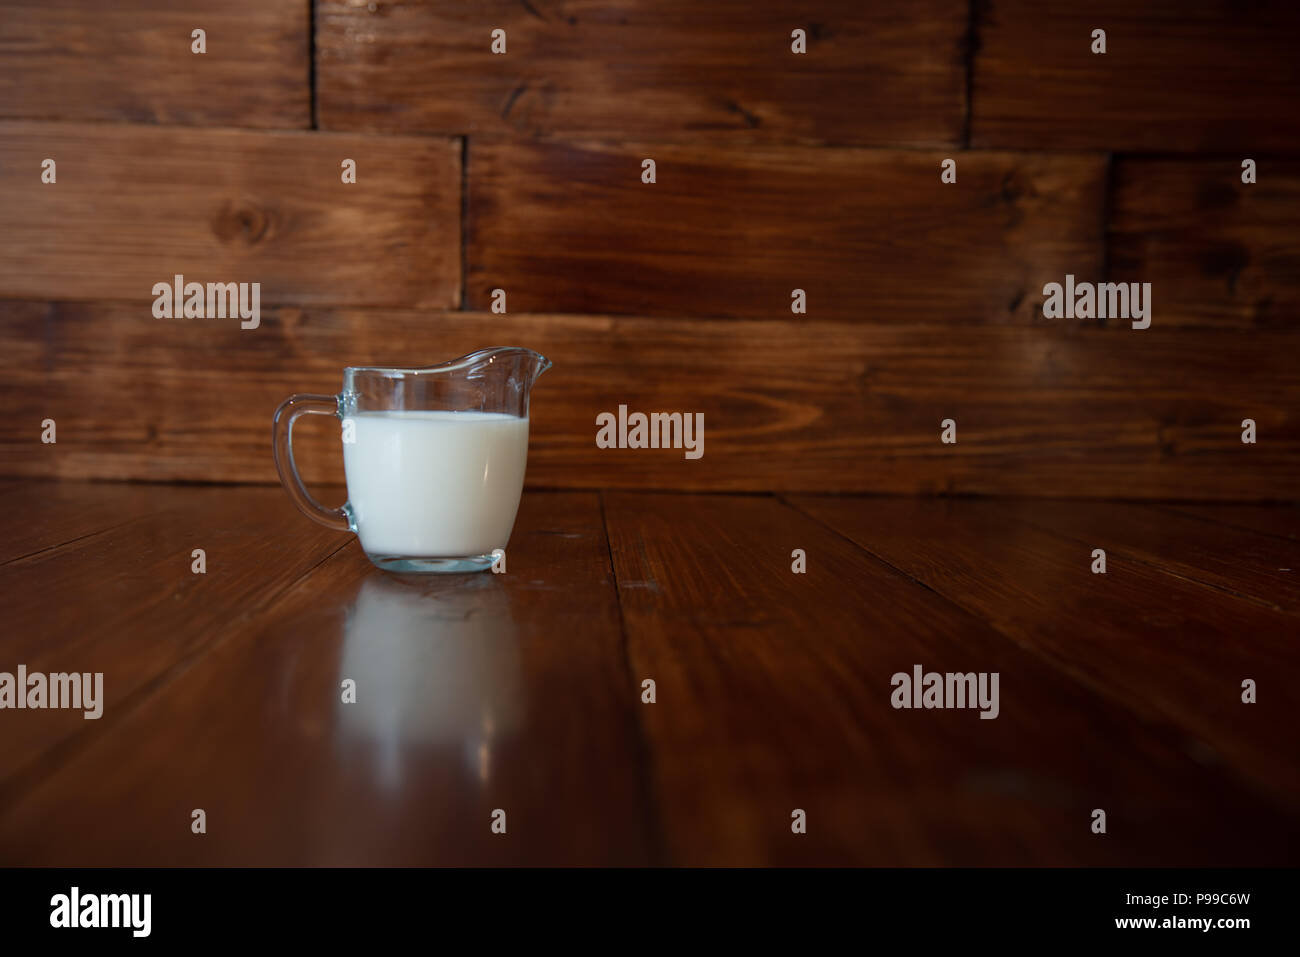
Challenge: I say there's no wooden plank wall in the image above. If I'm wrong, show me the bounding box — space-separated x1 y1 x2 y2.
1 0 1298 498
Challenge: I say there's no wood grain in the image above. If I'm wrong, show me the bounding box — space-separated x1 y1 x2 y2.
3 301 1299 498
467 140 1104 321
788 495 1300 807
317 0 966 145
1003 499 1300 616
970 0 1300 151
0 122 461 306
1109 159 1300 329
604 492 1299 864
0 484 344 794
0 0 309 127
1167 504 1300 543
0 479 178 565
0 490 652 865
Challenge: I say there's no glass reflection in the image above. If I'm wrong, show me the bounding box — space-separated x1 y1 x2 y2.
337 574 522 792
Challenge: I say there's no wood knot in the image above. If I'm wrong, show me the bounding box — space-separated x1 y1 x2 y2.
999 169 1026 205
212 201 271 245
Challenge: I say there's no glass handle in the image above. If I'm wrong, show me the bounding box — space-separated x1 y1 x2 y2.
272 393 351 532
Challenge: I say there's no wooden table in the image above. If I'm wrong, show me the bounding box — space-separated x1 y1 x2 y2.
1 481 1297 865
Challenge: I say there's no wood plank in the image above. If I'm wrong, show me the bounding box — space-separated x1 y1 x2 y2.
0 485 344 790
3 301 1299 498
787 495 1300 809
1109 159 1300 329
970 0 1300 151
1166 503 1300 543
0 480 180 565
0 122 460 306
605 492 1299 864
1003 500 1300 615
317 0 966 145
467 141 1104 321
0 0 309 128
0 490 652 865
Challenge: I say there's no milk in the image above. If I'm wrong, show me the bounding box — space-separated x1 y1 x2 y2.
342 410 530 558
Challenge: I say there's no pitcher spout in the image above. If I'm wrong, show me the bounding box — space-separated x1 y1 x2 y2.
342 347 551 420
461 347 551 409
481 346 551 387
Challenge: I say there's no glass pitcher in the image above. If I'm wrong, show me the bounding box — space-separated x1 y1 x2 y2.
273 347 551 573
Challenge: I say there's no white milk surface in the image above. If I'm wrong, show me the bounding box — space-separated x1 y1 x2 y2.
342 410 530 557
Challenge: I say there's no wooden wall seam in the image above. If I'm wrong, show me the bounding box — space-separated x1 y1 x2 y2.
308 0 320 131
960 0 980 148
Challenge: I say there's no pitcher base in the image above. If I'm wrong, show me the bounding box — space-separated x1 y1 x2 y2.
367 553 496 574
